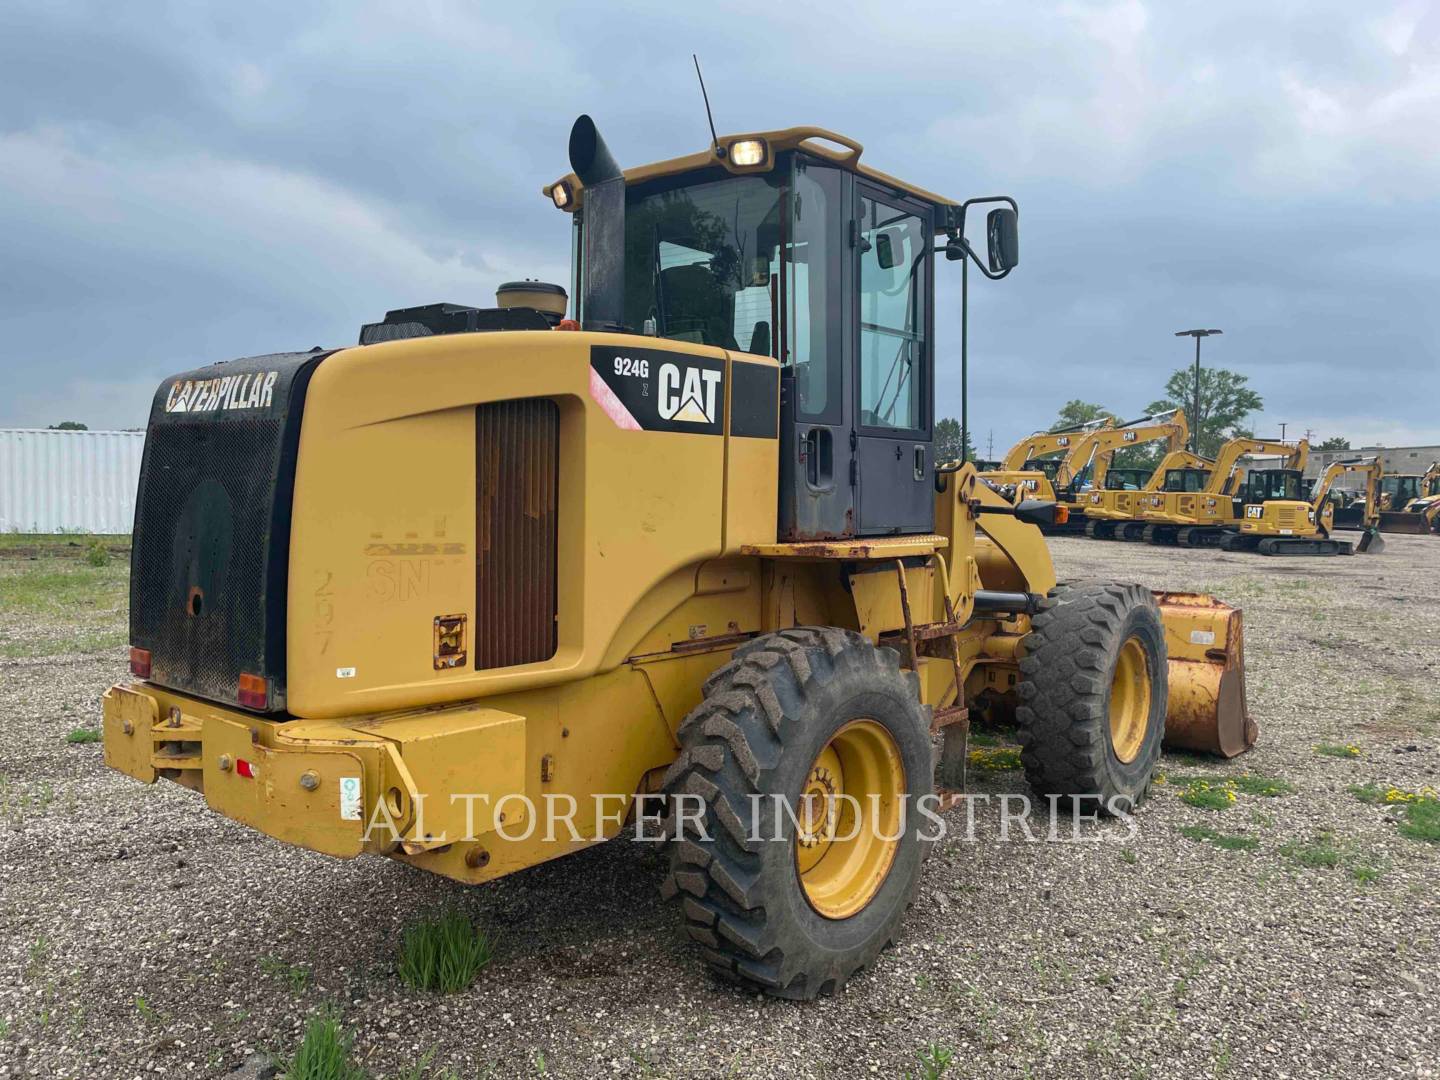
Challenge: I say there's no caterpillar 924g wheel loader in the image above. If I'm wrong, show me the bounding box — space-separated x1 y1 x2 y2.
102 116 1254 1000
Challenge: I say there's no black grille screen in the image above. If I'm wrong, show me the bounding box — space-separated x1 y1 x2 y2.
129 351 330 710
475 399 558 669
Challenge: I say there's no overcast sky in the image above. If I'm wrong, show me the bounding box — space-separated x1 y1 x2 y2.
2 1 1436 451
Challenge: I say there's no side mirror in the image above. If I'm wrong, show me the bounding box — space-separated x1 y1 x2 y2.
986 208 1019 273
875 228 902 270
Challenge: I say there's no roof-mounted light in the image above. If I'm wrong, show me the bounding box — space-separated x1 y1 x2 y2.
550 181 573 209
728 138 768 167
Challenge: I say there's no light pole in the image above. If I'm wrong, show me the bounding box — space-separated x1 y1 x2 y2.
1174 328 1222 454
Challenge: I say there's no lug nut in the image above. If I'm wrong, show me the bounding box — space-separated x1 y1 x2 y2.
217 754 232 772
121 719 134 735
465 847 491 869
299 770 320 791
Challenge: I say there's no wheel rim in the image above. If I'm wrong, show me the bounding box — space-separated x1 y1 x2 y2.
1109 637 1152 763
795 719 905 920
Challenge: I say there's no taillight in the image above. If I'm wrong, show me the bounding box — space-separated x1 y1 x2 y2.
129 647 152 679
238 672 269 710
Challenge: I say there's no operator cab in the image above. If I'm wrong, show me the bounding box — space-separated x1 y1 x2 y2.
1381 475 1420 507
550 121 1017 541
1162 468 1210 493
1244 469 1304 505
1104 468 1151 491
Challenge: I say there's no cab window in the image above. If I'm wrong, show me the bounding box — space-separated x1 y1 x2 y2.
858 195 927 431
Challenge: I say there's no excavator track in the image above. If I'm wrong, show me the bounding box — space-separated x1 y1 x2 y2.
1256 537 1351 556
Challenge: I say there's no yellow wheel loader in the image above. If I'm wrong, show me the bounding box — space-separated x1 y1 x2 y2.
101 117 1254 1000
1378 461 1440 535
1083 448 1212 540
1140 438 1308 547
1222 457 1385 556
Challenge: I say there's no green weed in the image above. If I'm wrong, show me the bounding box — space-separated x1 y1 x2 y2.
397 912 493 993
1230 774 1296 797
1178 825 1258 852
905 1043 955 1080
65 728 101 745
1279 835 1341 869
284 1014 365 1080
1314 743 1361 759
967 747 1021 772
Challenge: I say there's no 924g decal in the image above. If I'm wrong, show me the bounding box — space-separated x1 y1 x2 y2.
589 346 724 435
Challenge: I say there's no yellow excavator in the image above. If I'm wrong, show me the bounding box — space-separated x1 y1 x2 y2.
1141 438 1309 546
1222 457 1385 556
982 417 1114 501
1378 460 1440 535
1083 447 1213 540
986 411 1188 533
99 116 1256 999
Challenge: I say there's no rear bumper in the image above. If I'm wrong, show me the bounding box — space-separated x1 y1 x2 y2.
102 684 526 860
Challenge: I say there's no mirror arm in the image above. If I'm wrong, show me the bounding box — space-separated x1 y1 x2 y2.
945 196 1018 280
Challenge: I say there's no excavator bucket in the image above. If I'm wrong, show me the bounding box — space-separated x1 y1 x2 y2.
1356 527 1385 553
1153 592 1257 758
1378 510 1430 535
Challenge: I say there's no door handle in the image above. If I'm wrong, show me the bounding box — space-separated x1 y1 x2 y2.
914 445 925 482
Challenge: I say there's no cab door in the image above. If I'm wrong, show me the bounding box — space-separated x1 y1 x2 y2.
853 185 934 535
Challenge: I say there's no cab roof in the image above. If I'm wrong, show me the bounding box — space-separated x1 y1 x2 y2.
543 126 958 214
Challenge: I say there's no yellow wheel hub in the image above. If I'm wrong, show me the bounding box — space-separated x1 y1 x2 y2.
1109 637 1152 763
795 719 905 920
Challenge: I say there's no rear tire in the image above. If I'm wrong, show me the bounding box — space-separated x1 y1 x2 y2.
660 628 933 999
1015 582 1167 813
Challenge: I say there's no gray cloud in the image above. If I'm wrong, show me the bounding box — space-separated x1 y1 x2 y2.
1 0 1435 451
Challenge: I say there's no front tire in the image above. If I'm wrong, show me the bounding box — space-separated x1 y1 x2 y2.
660 628 933 999
1015 582 1167 813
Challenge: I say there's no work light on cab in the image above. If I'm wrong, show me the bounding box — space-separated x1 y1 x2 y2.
727 138 767 167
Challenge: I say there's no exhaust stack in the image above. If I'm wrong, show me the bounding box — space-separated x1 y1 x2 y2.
568 115 626 332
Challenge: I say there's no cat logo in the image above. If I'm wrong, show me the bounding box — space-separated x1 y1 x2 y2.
1123 431 1137 442
658 362 723 424
1056 436 1070 447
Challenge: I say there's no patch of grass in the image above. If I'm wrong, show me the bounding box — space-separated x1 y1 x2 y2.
1314 743 1362 759
1119 848 1139 865
260 956 311 994
1397 798 1440 844
1279 834 1342 869
397 911 493 993
83 540 109 567
1349 784 1440 842
64 728 101 745
285 1014 365 1080
1350 863 1384 884
967 747 1021 772
1230 774 1296 797
1178 824 1258 852
1178 779 1235 810
904 1043 955 1080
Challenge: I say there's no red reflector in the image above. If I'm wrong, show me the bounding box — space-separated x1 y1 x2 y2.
129 647 152 679
1055 505 1070 524
238 672 268 710
556 318 579 331
236 758 257 779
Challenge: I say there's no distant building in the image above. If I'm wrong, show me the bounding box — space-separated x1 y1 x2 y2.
1306 444 1440 489
0 428 144 533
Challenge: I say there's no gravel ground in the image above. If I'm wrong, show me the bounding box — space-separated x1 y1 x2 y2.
1 534 1438 1079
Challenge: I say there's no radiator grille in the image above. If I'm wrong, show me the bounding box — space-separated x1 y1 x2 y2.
475 399 559 669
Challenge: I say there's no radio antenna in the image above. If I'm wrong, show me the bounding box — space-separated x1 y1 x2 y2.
692 54 720 154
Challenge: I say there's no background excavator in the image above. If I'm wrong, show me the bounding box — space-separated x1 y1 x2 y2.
1140 438 1309 547
985 411 1189 532
981 417 1114 502
1378 460 1440 535
1083 447 1213 540
1223 457 1385 556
